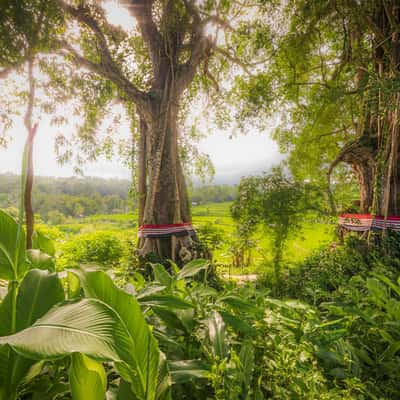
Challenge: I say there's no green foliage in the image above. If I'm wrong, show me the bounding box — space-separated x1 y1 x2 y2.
0 270 64 400
259 234 400 398
69 353 107 400
232 167 316 280
275 235 400 304
0 0 63 68
57 231 128 270
190 185 237 205
0 210 26 280
71 268 162 400
0 174 131 220
0 174 240 222
1 204 400 399
196 224 225 252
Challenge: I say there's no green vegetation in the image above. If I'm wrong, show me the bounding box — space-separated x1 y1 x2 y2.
0 174 238 223
1 208 399 399
2 0 400 399
34 201 334 275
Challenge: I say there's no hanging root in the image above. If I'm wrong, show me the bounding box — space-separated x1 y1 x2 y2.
328 137 377 213
136 237 156 258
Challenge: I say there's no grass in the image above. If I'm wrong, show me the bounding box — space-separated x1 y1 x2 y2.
193 202 335 273
43 201 335 274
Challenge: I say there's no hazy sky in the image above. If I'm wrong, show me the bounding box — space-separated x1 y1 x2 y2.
0 113 284 184
0 0 284 184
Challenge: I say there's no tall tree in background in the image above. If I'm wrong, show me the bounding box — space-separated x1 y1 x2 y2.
326 1 400 217
0 0 62 247
244 0 400 216
23 60 38 249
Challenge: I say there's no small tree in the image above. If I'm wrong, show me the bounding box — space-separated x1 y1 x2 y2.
231 167 307 283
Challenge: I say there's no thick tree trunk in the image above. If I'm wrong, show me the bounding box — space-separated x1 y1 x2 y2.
375 97 400 216
373 5 400 217
328 135 377 213
136 98 202 265
330 4 400 217
353 162 375 213
62 0 215 265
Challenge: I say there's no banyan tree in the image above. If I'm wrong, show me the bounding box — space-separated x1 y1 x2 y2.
328 1 400 217
262 0 400 220
52 0 265 264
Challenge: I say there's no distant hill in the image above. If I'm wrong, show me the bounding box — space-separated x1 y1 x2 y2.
0 174 237 222
0 174 132 222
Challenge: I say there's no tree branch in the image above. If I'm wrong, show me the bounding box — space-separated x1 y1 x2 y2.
174 0 216 94
126 0 162 72
202 15 236 33
182 0 201 25
203 59 220 92
176 36 212 95
213 46 254 76
58 1 149 112
57 39 148 112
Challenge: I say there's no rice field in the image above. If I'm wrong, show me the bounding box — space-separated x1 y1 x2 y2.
40 201 336 274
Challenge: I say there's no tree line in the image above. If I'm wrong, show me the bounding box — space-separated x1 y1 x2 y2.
0 174 237 221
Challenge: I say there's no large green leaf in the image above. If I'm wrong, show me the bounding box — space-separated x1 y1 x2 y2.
219 311 256 336
0 270 64 400
151 264 173 289
156 353 172 400
32 231 56 257
26 250 55 272
72 268 161 400
140 295 194 310
0 294 14 400
0 210 26 280
176 259 209 280
70 353 107 400
169 360 210 384
116 356 172 400
207 311 227 359
15 270 64 333
0 299 126 361
219 295 259 314
152 307 188 333
116 379 137 400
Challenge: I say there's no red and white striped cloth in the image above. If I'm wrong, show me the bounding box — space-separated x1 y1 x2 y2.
138 222 195 238
338 214 400 231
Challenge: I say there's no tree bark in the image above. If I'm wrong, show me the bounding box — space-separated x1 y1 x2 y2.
24 123 38 249
137 116 147 226
24 58 37 249
372 4 400 217
328 134 377 213
329 3 400 217
137 98 199 264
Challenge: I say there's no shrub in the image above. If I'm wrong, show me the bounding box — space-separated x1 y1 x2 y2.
231 167 323 282
57 231 128 270
257 233 400 398
196 223 225 251
264 235 400 304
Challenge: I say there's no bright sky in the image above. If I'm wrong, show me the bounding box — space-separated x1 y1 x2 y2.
0 115 284 184
0 0 284 184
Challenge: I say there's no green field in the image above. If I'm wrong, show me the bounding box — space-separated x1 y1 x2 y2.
191 202 335 270
40 201 335 274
